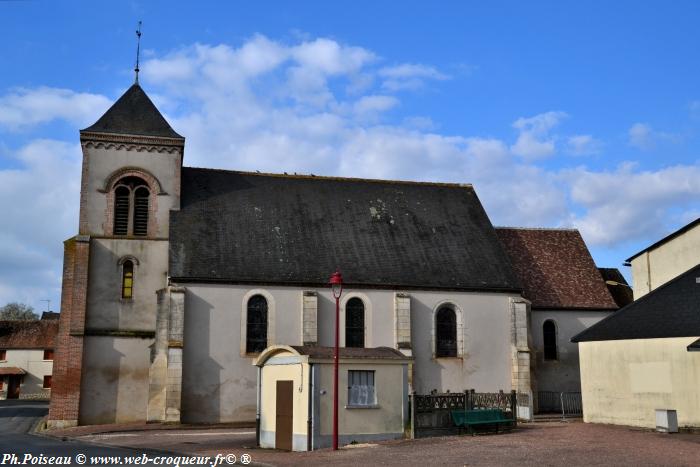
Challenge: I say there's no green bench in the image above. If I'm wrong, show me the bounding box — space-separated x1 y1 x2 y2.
451 409 515 435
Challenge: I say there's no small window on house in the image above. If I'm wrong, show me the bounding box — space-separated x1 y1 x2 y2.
246 295 268 353
348 370 376 407
543 320 558 360
112 176 150 236
122 260 134 299
0 349 6 360
436 306 457 357
345 297 365 348
43 349 54 360
43 375 52 389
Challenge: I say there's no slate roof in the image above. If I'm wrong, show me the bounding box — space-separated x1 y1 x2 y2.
169 168 521 291
81 84 183 139
599 268 634 308
625 217 700 262
291 346 409 360
495 227 617 310
572 263 700 342
0 320 58 349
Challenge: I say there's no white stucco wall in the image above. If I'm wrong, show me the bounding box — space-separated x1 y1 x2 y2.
0 349 53 399
181 283 518 424
79 336 153 425
531 310 612 393
630 225 700 299
579 337 700 428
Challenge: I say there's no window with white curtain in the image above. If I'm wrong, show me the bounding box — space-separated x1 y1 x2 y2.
348 370 376 407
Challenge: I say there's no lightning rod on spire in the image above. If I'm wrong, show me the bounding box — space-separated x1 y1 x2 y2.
134 21 143 84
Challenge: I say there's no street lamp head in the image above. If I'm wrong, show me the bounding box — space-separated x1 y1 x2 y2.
330 269 343 299
605 280 633 289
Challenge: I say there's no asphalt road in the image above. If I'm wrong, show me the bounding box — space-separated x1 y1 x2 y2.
0 401 189 467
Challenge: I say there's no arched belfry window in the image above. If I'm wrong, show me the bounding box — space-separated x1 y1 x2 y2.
246 295 268 353
436 306 457 357
112 176 150 237
121 260 134 299
543 320 558 360
345 297 365 348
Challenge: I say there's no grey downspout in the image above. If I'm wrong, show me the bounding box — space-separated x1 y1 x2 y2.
307 364 314 451
256 366 261 447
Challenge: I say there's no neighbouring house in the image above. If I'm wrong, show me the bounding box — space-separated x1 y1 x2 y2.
625 217 700 299
48 81 534 429
0 320 58 400
572 263 700 429
495 228 626 412
255 345 411 451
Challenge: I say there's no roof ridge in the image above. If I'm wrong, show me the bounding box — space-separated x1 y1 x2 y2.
183 166 474 189
495 226 579 232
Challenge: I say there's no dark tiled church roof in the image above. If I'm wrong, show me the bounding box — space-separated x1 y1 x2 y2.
0 320 58 349
598 267 634 308
495 227 617 310
81 84 183 139
169 168 521 291
292 346 408 360
573 263 700 342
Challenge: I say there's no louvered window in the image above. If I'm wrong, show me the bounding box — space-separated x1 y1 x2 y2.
113 186 130 235
543 320 558 360
436 307 457 357
133 187 149 236
112 177 150 236
122 260 134 299
246 295 268 353
345 297 365 348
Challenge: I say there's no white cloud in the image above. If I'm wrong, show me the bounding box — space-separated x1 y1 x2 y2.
567 134 603 156
353 95 399 116
0 87 111 130
628 122 681 150
378 64 449 91
510 111 567 159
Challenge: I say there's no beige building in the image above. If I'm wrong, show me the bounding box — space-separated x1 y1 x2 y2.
0 320 58 400
255 345 410 451
626 218 700 299
573 263 700 429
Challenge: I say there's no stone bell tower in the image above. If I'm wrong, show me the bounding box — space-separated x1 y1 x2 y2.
48 83 185 427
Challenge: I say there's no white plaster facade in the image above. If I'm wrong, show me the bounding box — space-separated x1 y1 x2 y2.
0 349 53 400
579 337 700 428
629 221 700 299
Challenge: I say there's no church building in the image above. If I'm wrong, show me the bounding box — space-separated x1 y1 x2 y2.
47 81 613 428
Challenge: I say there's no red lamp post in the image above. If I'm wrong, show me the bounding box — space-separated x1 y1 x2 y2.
329 269 343 451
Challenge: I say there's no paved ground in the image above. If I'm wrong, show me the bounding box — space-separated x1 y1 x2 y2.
0 401 185 467
52 420 700 467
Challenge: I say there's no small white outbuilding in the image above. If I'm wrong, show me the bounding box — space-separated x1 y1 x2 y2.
254 345 411 451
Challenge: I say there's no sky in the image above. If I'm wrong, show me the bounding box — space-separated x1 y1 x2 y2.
1 1 700 312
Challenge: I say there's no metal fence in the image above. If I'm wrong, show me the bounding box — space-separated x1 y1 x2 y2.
410 390 520 438
537 391 582 417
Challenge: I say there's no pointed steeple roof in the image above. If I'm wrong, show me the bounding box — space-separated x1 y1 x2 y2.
82 84 183 139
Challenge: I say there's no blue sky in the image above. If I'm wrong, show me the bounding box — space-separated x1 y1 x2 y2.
1 1 700 311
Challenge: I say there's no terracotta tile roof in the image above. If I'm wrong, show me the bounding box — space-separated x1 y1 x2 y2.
495 228 617 310
598 268 634 308
291 346 409 360
0 320 58 349
0 367 26 375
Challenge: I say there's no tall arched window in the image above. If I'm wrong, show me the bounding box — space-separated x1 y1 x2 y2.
112 177 150 237
121 260 134 299
436 306 457 357
345 297 365 348
246 295 268 353
543 320 558 360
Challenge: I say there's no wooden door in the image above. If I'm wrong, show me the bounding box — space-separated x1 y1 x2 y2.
7 375 21 399
275 380 294 451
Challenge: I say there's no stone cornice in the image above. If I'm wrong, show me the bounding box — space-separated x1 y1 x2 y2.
81 140 182 154
80 131 184 148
